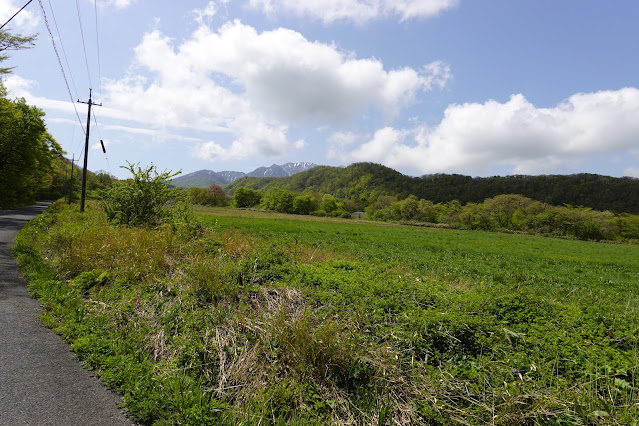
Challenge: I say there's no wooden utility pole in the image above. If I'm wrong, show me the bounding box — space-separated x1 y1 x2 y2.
77 89 101 212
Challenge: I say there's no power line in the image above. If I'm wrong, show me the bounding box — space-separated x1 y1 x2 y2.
92 108 112 175
93 0 103 101
74 0 93 88
46 0 79 100
0 0 33 31
70 118 84 161
37 0 85 136
46 0 83 154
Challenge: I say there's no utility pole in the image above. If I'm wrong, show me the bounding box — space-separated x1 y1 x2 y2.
77 89 101 212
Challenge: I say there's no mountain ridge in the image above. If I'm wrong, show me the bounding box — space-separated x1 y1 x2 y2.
224 162 639 214
171 162 318 188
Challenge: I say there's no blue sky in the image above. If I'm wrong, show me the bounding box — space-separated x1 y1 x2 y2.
2 0 639 179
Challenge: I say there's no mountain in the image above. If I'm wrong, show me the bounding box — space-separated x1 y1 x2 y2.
225 162 639 214
170 162 318 188
217 171 246 183
247 162 318 178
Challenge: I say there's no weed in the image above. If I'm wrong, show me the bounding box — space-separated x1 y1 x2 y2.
13 202 639 424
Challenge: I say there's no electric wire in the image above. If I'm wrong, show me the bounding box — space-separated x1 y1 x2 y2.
46 0 80 101
44 0 83 156
93 0 103 101
74 0 93 88
90 2 108 174
92 108 112 175
37 0 86 137
0 0 33 31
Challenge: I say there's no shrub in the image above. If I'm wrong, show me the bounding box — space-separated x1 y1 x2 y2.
205 184 228 206
233 187 262 208
292 193 317 215
101 162 191 229
261 188 295 213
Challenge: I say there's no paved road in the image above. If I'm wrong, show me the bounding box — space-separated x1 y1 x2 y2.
0 202 133 426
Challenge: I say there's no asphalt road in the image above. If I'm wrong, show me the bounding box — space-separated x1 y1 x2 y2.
0 202 134 426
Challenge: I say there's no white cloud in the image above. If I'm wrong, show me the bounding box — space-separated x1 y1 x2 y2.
97 0 135 10
0 0 39 30
195 121 301 161
3 74 81 115
193 1 221 24
100 20 444 162
2 73 33 93
328 131 362 146
336 88 639 175
249 0 458 24
173 22 446 123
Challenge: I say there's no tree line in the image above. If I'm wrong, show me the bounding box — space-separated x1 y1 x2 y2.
185 184 638 242
0 28 116 210
226 163 639 214
0 28 63 209
0 82 115 210
365 193 639 241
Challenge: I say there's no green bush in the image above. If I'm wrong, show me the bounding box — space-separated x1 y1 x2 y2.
233 186 262 208
261 188 295 213
101 162 190 228
292 193 317 215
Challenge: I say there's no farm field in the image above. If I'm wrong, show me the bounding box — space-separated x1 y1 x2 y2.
15 202 639 425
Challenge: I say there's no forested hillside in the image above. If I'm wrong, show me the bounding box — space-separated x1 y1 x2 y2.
226 162 639 213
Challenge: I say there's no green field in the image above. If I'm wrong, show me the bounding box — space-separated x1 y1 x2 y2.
15 202 639 424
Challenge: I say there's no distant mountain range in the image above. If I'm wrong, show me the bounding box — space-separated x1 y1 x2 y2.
171 162 318 188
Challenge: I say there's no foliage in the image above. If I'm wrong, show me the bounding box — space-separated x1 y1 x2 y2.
226 162 639 214
225 164 639 235
0 30 84 209
16 203 639 424
205 183 228 206
101 162 194 230
292 193 317 215
187 184 229 207
233 186 262 208
260 188 295 213
1 28 36 74
0 93 65 209
363 193 639 242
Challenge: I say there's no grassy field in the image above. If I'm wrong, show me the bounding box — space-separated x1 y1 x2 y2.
15 202 639 425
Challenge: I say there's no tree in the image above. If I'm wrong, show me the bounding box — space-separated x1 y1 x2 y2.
0 95 64 209
187 187 207 205
261 188 294 213
234 187 262 208
1 29 36 74
205 184 228 206
292 193 317 215
399 195 419 220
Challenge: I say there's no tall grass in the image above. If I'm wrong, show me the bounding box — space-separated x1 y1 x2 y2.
14 201 639 424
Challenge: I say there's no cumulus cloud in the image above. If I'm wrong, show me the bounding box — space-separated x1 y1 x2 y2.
101 20 444 161
0 0 39 29
173 22 447 122
249 0 458 24
334 88 639 175
193 1 222 24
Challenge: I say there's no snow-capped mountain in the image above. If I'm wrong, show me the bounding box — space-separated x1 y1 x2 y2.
171 162 318 188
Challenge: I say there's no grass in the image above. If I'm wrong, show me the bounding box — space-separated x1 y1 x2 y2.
14 201 639 425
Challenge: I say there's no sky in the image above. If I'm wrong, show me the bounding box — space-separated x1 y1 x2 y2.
1 0 639 179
